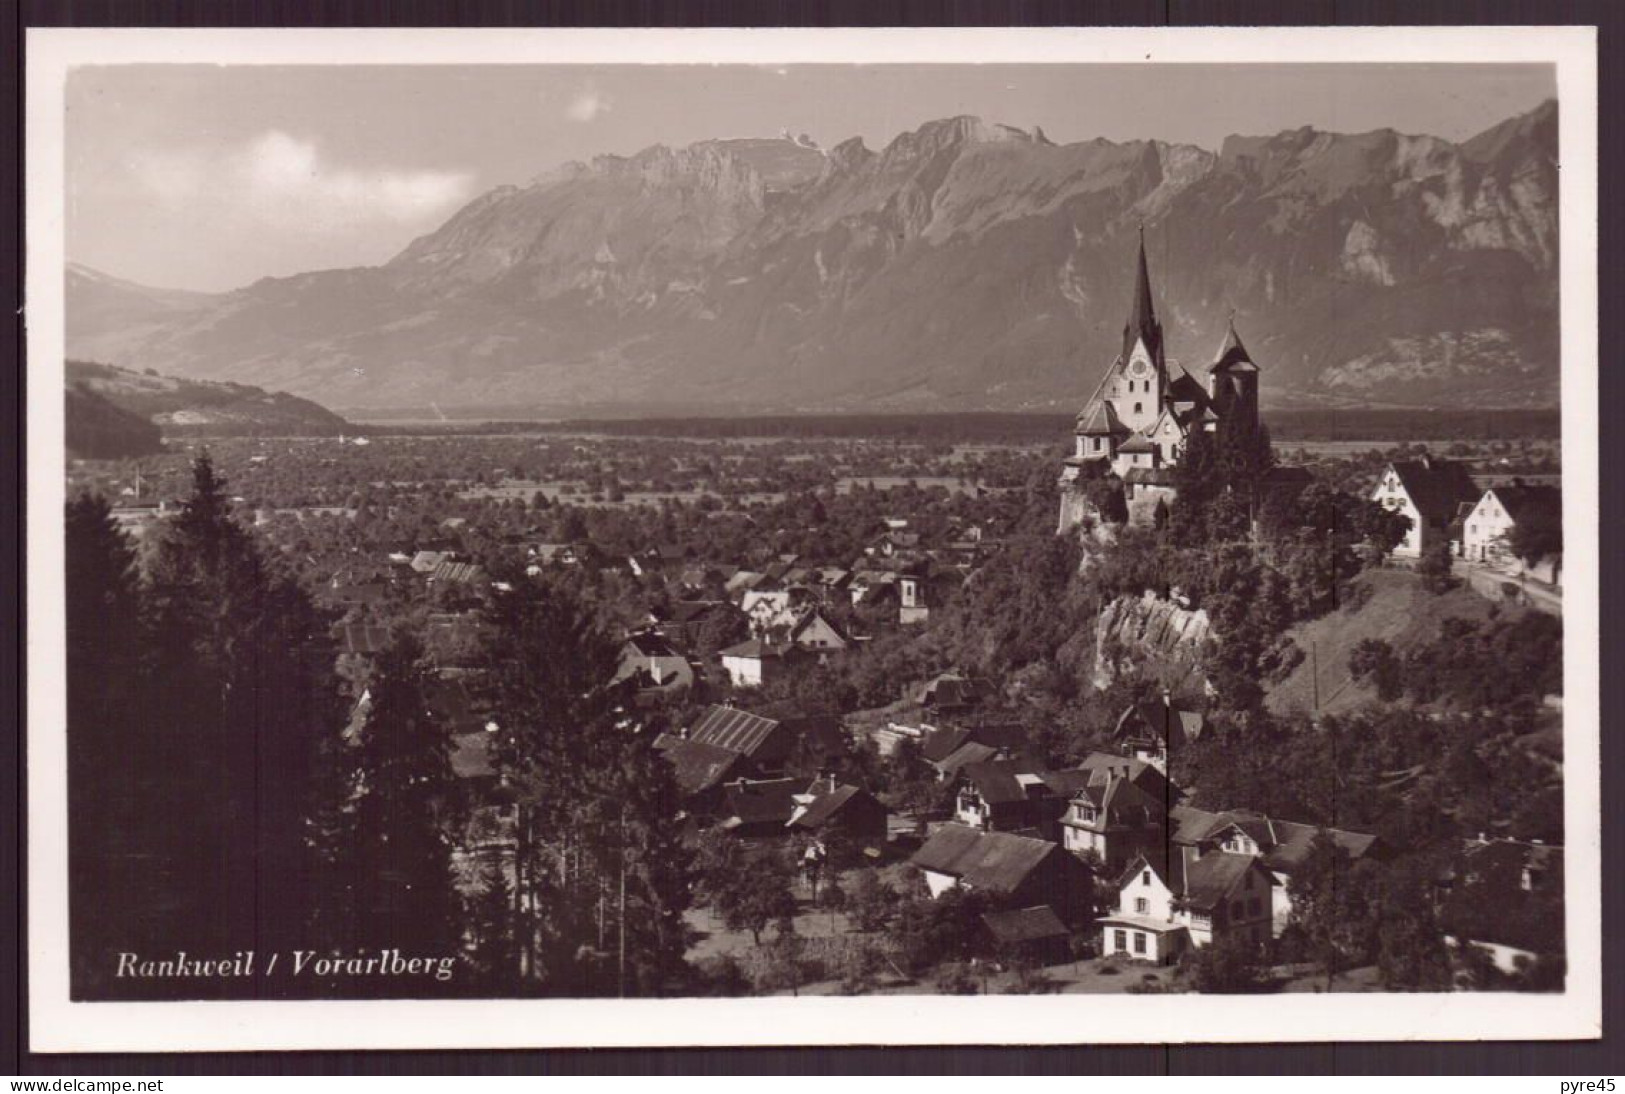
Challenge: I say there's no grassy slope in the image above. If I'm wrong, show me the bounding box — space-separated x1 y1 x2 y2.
1265 568 1519 718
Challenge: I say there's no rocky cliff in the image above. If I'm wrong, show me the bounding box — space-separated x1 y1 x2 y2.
1093 592 1212 691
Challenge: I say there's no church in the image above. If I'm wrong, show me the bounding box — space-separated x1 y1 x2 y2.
1059 231 1265 532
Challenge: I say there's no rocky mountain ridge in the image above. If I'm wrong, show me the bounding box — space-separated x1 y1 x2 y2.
67 101 1559 413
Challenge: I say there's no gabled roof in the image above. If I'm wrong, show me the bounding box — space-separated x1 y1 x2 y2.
719 778 804 827
336 622 392 656
1078 752 1172 800
1115 699 1206 750
1072 772 1167 823
1487 484 1562 525
1168 804 1379 870
624 631 681 658
1118 434 1155 455
789 784 882 830
654 735 752 797
910 825 1061 895
958 760 1048 806
1386 458 1481 526
688 705 785 758
1180 852 1263 911
981 905 1069 945
719 637 792 661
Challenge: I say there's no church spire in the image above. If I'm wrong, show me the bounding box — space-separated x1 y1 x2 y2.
1123 225 1164 366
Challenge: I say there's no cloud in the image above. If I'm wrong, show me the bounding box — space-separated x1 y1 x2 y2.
565 89 611 123
128 130 475 232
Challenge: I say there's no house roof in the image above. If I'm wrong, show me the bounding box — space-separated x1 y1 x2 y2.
449 731 497 780
1180 852 1261 911
719 637 791 661
719 778 804 827
1387 458 1481 526
336 622 392 656
688 705 784 758
654 736 751 797
1168 805 1379 870
1078 752 1172 800
1488 484 1562 525
958 760 1048 806
911 824 1061 895
1118 434 1155 455
624 631 681 658
918 671 986 709
789 783 880 830
1115 699 1206 750
981 905 1070 946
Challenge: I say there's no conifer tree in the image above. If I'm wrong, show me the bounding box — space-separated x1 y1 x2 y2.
65 492 149 990
344 634 464 957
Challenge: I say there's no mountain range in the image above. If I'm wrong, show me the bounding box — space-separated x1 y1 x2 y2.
67 360 352 445
66 102 1560 415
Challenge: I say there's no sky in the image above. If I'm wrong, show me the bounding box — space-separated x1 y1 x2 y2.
66 63 1557 293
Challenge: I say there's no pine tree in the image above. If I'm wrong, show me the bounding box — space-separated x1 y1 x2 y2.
65 492 149 991
483 569 694 995
343 634 465 958
138 454 344 963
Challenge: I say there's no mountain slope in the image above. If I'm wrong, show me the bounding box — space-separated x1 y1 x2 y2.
67 102 1559 413
67 360 352 436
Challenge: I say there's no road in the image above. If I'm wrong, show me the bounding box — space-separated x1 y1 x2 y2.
1453 559 1562 617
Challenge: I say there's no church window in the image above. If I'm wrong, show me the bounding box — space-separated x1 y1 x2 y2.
1134 402 1143 415
1094 438 1103 451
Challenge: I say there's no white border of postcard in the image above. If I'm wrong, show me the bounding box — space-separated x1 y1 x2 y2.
25 25 1601 1052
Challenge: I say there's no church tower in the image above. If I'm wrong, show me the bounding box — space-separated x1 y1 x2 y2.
1207 318 1261 442
1108 228 1167 435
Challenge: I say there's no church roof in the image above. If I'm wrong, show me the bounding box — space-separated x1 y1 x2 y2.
1210 319 1258 373
1076 399 1126 435
1122 228 1164 366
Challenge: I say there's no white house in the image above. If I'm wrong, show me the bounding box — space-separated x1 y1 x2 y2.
1099 849 1276 964
1461 483 1562 584
718 638 791 688
1370 457 1479 559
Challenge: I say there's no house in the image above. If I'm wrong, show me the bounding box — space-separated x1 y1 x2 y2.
1370 456 1480 559
654 736 753 815
1113 697 1206 774
1076 751 1176 804
686 704 799 776
1170 805 1382 933
898 569 931 626
787 609 850 658
1059 771 1168 874
741 589 801 636
981 906 1073 967
612 631 695 697
719 637 795 688
1461 483 1562 583
949 759 1108 839
657 600 743 655
1099 847 1276 964
910 824 1094 922
786 781 890 845
716 777 807 838
916 670 987 713
1434 839 1564 975
921 722 1031 782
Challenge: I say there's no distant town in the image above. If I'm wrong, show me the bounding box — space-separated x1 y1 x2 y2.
64 242 1564 1000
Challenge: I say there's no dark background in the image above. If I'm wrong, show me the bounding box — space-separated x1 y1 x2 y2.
4 0 1619 1076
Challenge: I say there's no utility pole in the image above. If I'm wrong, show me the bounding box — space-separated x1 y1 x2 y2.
618 806 627 998
1311 640 1320 713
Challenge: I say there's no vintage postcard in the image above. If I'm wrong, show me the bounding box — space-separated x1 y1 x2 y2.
25 26 1599 1051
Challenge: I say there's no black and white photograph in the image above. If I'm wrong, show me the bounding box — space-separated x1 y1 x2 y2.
24 26 1600 1051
